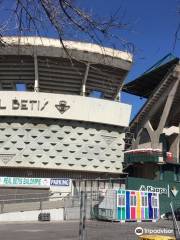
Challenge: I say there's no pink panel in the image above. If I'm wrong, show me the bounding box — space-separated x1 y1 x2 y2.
131 207 136 220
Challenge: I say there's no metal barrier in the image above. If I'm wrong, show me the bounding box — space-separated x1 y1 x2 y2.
0 192 71 213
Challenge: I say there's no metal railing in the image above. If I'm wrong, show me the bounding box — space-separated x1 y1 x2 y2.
0 192 71 213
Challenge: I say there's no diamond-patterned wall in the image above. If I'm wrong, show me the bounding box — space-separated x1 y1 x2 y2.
0 117 125 174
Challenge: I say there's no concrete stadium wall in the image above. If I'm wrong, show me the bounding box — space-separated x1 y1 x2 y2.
0 208 64 222
0 116 125 174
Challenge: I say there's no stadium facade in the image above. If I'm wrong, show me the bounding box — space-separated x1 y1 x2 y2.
0 37 132 193
123 54 180 214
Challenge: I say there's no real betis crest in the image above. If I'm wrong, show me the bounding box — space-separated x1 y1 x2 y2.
55 100 70 114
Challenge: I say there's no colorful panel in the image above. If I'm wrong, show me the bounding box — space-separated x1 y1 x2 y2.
115 190 159 221
121 207 126 220
126 191 130 220
141 192 149 220
137 192 141 220
151 193 159 219
141 192 145 220
141 207 144 220
148 192 153 219
153 208 158 219
145 208 149 220
131 207 136 220
117 190 126 221
117 205 121 220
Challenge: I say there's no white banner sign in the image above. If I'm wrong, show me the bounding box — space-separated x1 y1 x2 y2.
0 176 50 188
0 177 71 188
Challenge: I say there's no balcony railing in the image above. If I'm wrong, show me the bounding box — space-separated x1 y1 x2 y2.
124 149 174 164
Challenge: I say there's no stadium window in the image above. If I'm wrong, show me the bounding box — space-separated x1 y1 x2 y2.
16 83 27 91
130 195 136 207
117 194 125 207
89 90 104 98
141 195 148 207
151 195 158 208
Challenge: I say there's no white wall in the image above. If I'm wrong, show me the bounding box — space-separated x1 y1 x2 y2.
0 208 64 222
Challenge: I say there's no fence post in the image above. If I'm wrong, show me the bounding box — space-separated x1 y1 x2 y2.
79 191 87 240
1 201 4 213
40 199 42 211
79 191 83 240
82 192 87 240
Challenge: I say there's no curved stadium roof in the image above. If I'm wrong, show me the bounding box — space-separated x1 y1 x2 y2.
123 54 180 130
123 54 179 98
0 36 133 100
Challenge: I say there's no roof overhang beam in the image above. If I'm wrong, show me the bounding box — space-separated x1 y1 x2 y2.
81 63 90 96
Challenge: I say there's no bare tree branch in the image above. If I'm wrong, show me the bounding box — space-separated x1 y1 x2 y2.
0 0 133 56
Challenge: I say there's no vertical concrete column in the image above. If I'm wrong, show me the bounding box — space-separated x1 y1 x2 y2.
81 63 90 96
169 134 179 161
34 52 39 92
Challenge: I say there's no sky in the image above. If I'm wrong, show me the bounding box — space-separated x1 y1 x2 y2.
80 0 180 120
1 0 180 120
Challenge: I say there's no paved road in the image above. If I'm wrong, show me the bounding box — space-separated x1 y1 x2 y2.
0 220 176 240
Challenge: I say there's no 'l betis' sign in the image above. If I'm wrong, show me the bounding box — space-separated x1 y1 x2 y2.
0 99 71 114
0 99 70 113
0 91 130 127
139 185 167 195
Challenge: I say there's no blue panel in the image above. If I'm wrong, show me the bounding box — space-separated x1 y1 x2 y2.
89 90 104 98
148 193 153 219
126 191 130 220
16 83 27 91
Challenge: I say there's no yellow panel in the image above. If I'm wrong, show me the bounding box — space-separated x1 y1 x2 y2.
137 191 141 220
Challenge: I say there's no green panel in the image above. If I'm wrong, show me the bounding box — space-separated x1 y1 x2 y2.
163 165 175 182
121 207 126 220
127 176 180 214
145 208 149 219
124 153 159 164
118 189 125 194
